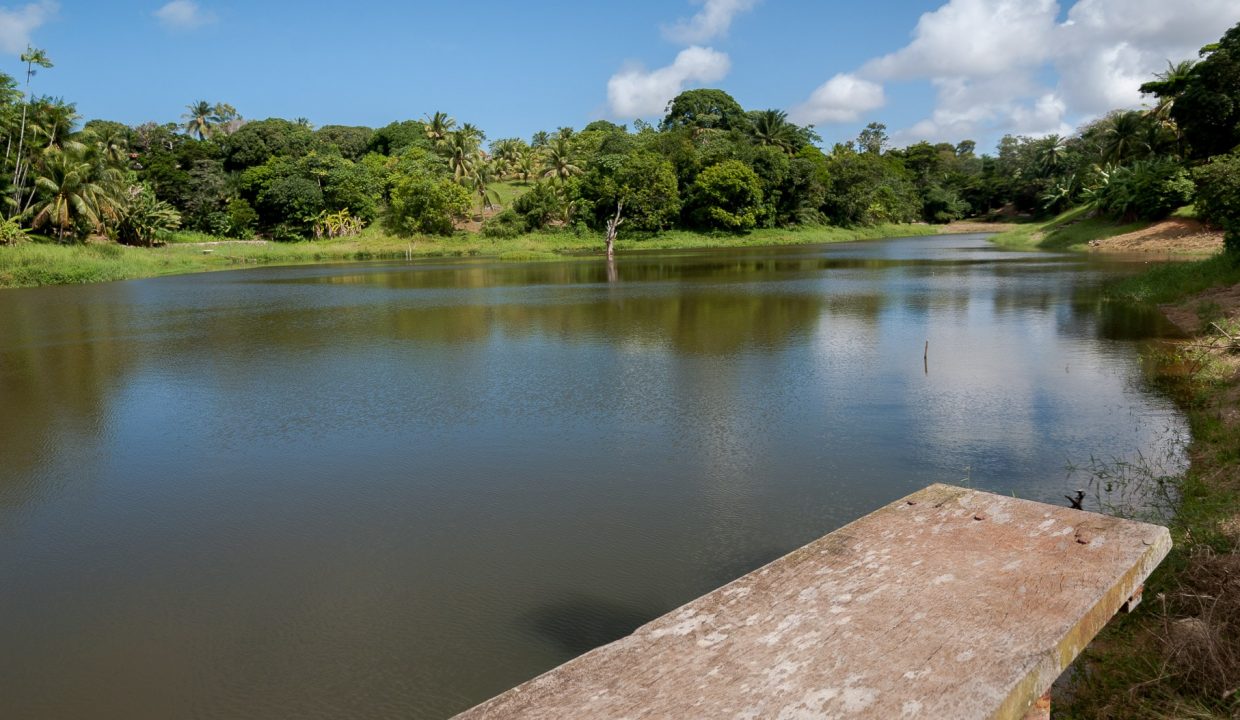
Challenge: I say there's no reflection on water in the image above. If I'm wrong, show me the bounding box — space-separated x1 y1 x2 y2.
0 235 1186 718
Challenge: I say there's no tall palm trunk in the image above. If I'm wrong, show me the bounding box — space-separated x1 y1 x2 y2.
11 47 51 220
10 94 30 219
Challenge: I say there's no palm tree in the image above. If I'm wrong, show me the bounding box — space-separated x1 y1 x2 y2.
84 126 129 167
32 99 79 150
27 141 121 241
1034 134 1068 177
540 135 581 182
490 138 525 179
1100 111 1147 164
748 109 799 153
468 161 501 216
10 45 52 219
515 148 538 184
459 123 486 147
1141 60 1196 122
443 130 479 182
423 112 456 143
530 130 550 148
182 100 216 140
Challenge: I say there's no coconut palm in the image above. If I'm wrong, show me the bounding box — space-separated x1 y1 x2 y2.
443 130 480 182
490 138 525 179
423 112 456 143
27 141 121 241
515 149 538 184
182 100 216 140
84 125 130 167
459 123 486 147
31 99 79 150
540 135 581 182
468 160 501 216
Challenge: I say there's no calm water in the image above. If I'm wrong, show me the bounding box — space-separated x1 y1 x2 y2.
0 235 1185 719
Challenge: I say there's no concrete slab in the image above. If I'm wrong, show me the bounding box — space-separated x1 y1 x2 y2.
453 484 1171 719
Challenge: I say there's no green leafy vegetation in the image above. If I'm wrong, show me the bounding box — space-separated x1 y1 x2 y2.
990 207 1148 251
1106 253 1240 305
1192 151 1240 254
1061 302 1240 720
0 21 1237 290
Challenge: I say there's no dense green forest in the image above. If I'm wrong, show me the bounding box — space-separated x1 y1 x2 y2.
0 21 1237 253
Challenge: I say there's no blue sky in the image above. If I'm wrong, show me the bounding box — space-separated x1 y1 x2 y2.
4 0 1239 152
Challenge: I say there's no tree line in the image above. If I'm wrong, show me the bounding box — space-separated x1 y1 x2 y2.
0 20 1236 251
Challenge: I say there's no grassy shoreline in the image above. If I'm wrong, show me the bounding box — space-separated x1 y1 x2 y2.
989 206 1150 251
0 223 948 289
1062 257 1240 719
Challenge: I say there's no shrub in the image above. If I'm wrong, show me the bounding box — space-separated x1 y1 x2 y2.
1090 159 1195 221
113 185 183 247
224 198 258 238
1193 151 1240 254
384 174 471 237
0 218 28 245
512 182 568 230
481 210 526 239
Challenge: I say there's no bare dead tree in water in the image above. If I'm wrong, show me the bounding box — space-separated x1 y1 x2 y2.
604 200 623 260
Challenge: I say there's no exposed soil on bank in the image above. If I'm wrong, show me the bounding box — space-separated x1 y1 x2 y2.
936 220 1021 234
1161 281 1240 335
1089 218 1224 255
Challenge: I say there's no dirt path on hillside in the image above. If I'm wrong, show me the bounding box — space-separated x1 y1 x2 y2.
1089 218 1223 255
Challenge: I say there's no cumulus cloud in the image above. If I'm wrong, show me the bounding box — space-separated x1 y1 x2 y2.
789 73 886 125
863 0 1058 80
607 46 731 118
800 0 1240 145
0 0 55 54
155 0 214 30
662 0 758 44
1054 0 1240 116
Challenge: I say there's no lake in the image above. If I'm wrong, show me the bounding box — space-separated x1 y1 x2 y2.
0 234 1187 718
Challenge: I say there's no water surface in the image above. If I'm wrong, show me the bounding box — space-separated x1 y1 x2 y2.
0 235 1185 718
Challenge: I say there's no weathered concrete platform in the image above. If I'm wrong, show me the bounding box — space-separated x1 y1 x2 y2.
453 484 1171 719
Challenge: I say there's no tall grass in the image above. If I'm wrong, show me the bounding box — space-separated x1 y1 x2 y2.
1106 253 1240 305
1061 252 1240 719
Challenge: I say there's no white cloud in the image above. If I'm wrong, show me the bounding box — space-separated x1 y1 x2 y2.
789 73 885 125
662 0 758 44
154 0 214 30
1054 0 1240 116
799 0 1240 145
607 46 732 118
863 0 1058 80
0 0 55 54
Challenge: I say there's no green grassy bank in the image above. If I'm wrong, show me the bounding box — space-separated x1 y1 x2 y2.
1062 256 1240 719
0 223 940 289
989 206 1151 251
